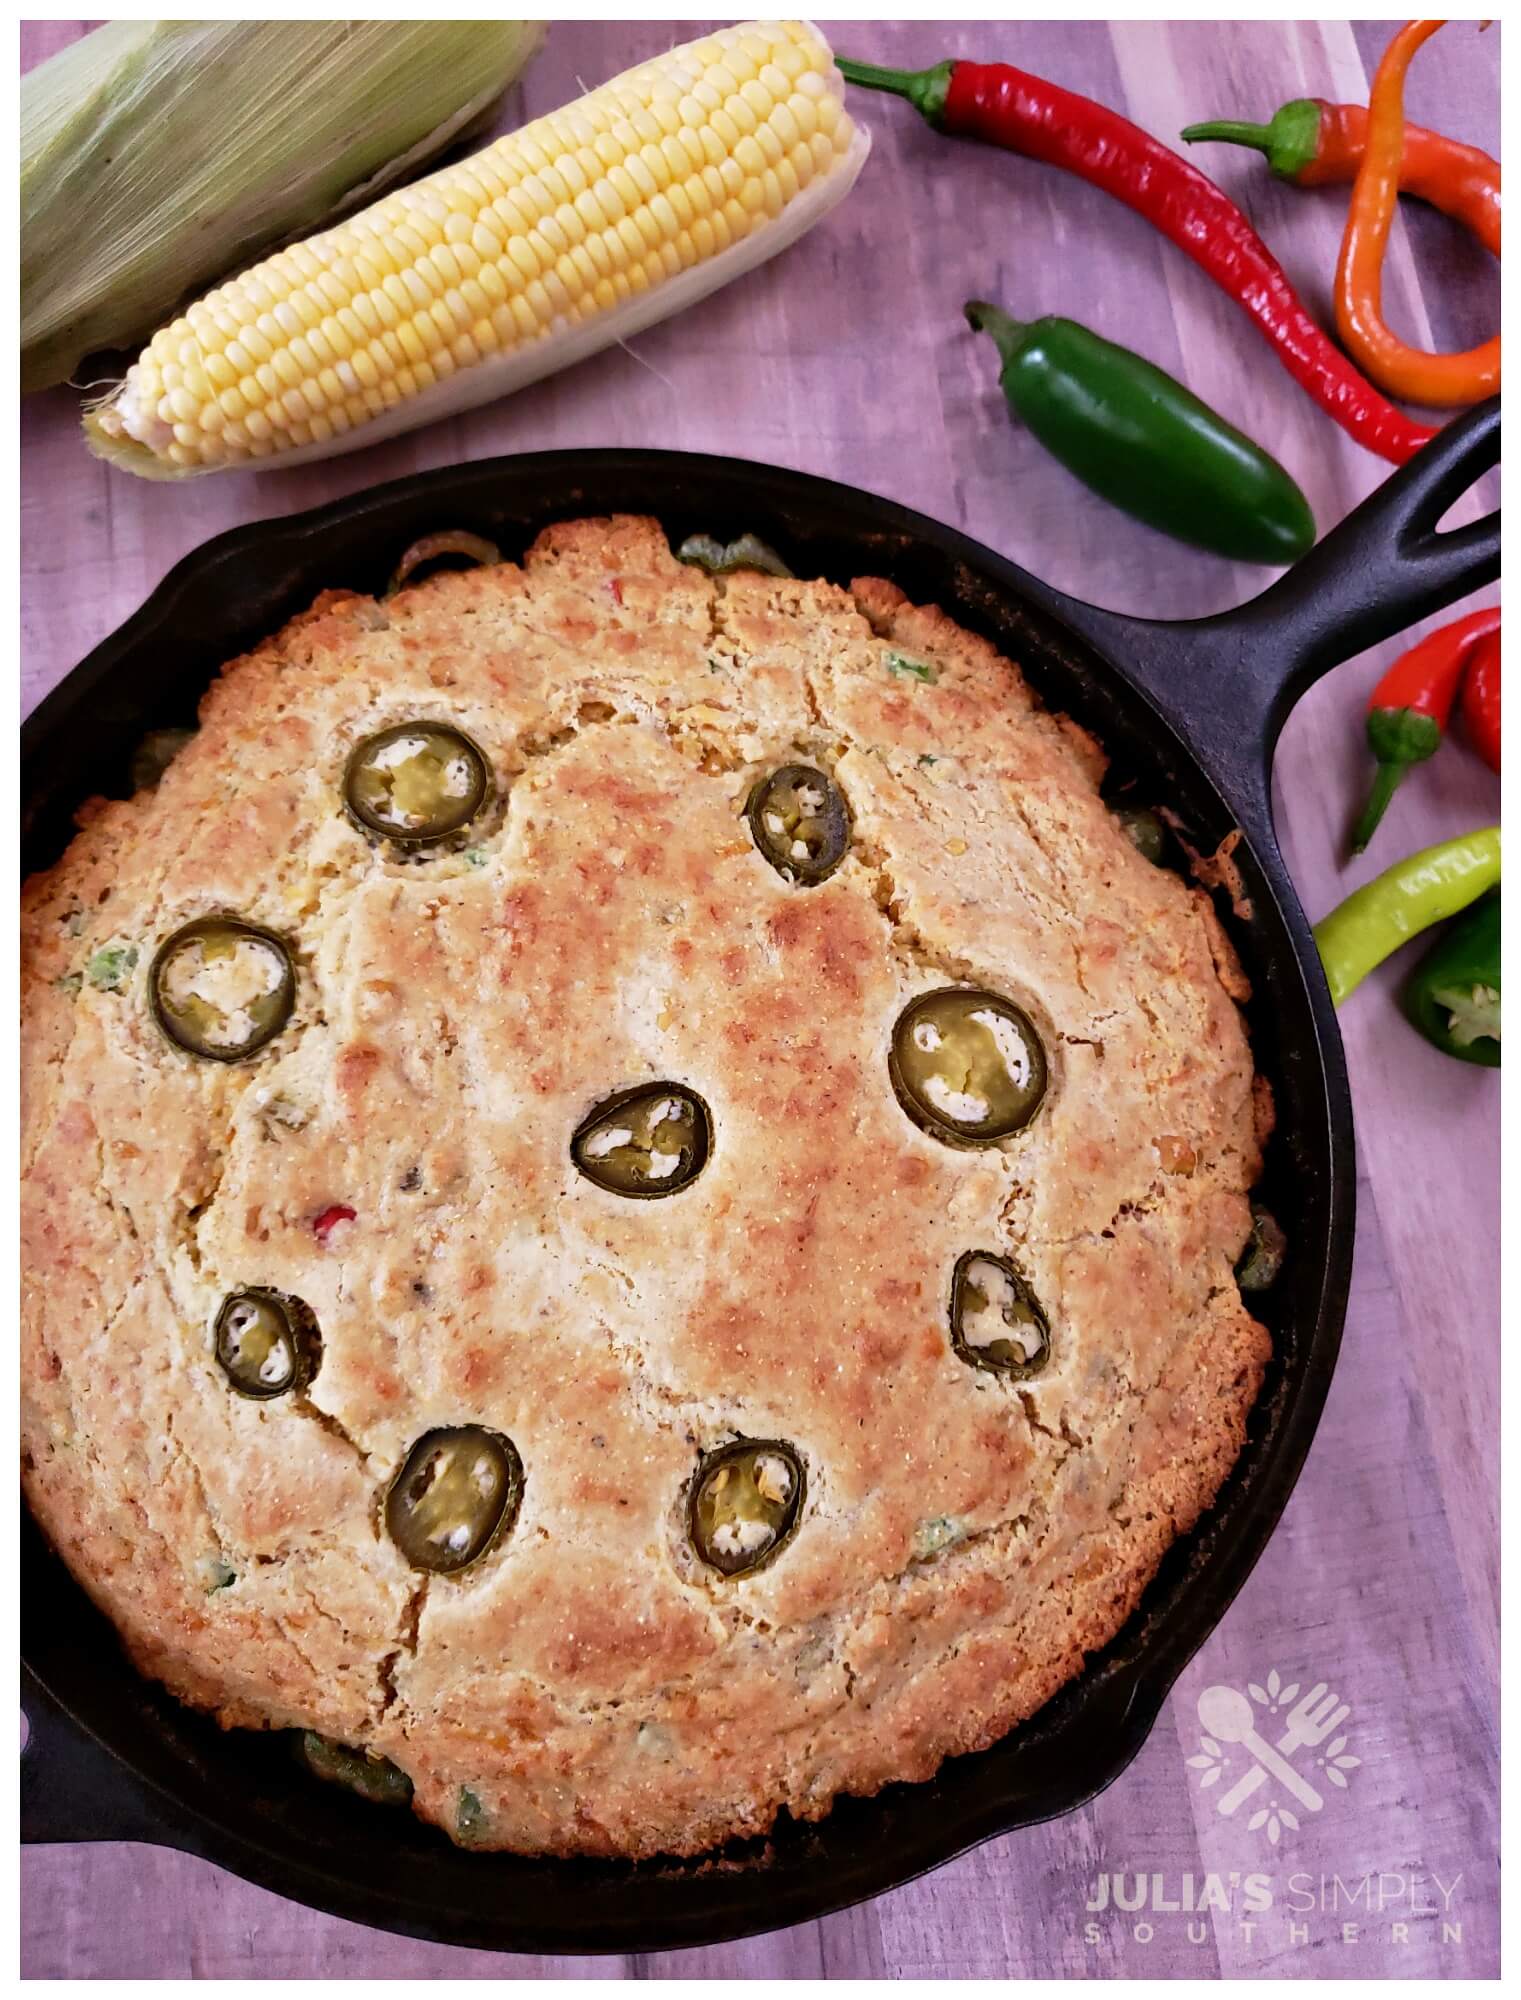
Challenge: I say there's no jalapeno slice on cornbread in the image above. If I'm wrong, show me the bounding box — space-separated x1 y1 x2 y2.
149 917 295 1061
676 531 794 579
296 1732 414 1807
387 530 502 597
214 1289 320 1399
747 764 851 884
571 1084 711 1197
1114 805 1168 866
129 726 195 793
890 989 1047 1144
344 722 489 846
690 1440 804 1577
385 1427 523 1575
1236 1203 1287 1291
949 1252 1050 1377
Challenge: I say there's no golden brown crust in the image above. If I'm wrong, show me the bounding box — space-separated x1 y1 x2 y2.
21 515 1270 1857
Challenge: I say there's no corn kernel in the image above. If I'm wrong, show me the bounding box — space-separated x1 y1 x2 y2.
607 162 641 213
722 94 759 140
789 91 819 140
239 324 274 368
508 236 543 284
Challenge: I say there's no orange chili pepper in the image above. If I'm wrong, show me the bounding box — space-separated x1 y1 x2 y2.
1336 21 1500 408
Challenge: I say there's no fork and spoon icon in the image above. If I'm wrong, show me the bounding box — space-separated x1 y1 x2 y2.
1197 1682 1350 1815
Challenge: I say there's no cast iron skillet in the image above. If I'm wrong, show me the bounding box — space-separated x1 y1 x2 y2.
21 403 1499 1953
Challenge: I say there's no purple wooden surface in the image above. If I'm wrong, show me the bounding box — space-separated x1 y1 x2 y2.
20 18 1499 1979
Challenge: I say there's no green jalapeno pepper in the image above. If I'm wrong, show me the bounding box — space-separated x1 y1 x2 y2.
214 1288 320 1399
689 1439 804 1577
747 764 851 884
1401 890 1500 1066
1313 826 1500 1005
890 987 1048 1145
296 1732 414 1807
949 1250 1051 1376
149 916 295 1061
571 1084 711 1197
344 721 490 848
1235 1203 1288 1291
387 530 501 596
385 1427 523 1575
1113 805 1169 866
965 300 1316 565
676 532 793 579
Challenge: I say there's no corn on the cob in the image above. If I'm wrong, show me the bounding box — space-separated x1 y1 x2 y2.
86 22 868 479
23 20 544 394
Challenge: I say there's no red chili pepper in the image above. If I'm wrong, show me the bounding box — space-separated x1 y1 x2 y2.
1181 100 1500 253
312 1204 356 1244
1350 608 1501 853
1460 628 1501 774
835 53 1437 464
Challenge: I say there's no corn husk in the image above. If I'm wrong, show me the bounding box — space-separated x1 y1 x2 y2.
21 19 544 393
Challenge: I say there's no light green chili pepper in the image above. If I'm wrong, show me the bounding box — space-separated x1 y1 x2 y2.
1313 826 1500 1006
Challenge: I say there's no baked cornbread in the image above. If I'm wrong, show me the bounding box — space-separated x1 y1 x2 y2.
20 516 1272 1858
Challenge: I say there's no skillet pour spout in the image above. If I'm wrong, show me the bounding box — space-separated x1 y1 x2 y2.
20 403 1498 1954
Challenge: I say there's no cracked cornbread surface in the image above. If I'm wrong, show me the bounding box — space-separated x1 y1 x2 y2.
20 515 1271 1857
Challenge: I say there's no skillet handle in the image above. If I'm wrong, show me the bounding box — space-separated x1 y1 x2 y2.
1225 396 1501 694
1044 399 1501 838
